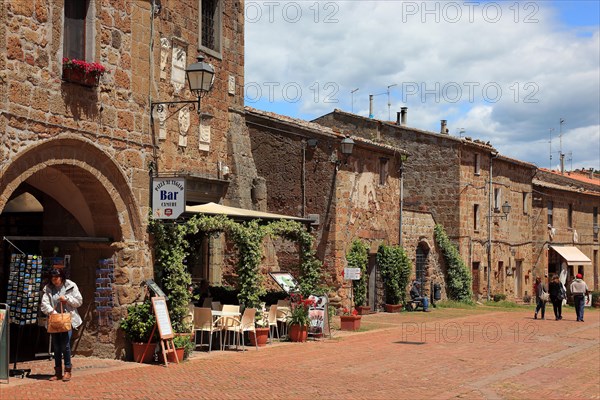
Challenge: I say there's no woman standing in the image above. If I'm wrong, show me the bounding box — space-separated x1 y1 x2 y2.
41 268 83 381
548 274 564 320
533 276 547 320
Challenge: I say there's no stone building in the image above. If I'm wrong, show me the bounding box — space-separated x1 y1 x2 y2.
314 109 538 301
532 169 600 291
246 107 419 310
0 0 248 359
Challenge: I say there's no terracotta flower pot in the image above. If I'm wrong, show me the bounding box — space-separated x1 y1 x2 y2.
288 324 308 342
340 315 361 331
160 347 184 363
385 304 402 313
355 305 371 315
249 327 270 347
132 342 156 363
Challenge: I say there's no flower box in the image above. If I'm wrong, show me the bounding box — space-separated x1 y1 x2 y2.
355 305 371 315
62 57 106 87
340 315 361 331
384 304 402 313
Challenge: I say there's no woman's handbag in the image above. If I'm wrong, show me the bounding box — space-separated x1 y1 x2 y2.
47 302 72 333
540 291 550 302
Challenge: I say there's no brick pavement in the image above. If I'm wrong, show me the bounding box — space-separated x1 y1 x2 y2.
1 307 598 399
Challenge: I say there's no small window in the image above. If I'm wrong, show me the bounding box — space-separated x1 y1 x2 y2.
494 188 501 212
200 0 222 56
568 203 573 228
473 204 480 231
64 0 91 60
547 201 553 226
379 158 388 186
522 192 529 215
474 153 481 175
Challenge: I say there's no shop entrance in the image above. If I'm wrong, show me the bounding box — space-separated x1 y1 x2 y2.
0 138 143 361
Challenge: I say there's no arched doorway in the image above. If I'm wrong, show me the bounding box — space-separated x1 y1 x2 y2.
0 137 146 359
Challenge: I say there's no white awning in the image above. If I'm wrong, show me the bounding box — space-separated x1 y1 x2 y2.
550 245 592 266
185 202 310 223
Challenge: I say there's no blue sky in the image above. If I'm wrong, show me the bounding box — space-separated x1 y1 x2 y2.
245 1 600 171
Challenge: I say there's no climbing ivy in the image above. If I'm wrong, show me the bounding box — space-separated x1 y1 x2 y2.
377 244 411 305
149 214 322 330
434 224 473 302
148 219 192 333
265 219 324 296
347 239 368 307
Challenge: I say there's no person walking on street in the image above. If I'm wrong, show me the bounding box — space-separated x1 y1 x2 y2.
534 276 547 320
548 274 564 320
41 268 83 381
570 273 589 322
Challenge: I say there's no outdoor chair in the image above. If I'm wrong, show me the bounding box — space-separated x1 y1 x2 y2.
267 304 280 343
201 297 213 308
218 304 240 349
211 301 222 311
276 300 291 338
193 307 221 352
223 307 258 351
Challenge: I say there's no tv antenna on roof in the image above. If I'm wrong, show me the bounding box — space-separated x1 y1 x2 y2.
351 88 359 113
387 84 397 121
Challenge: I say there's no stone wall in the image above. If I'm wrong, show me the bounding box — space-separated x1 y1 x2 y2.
0 0 246 358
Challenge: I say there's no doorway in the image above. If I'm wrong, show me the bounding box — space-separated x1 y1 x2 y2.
367 254 377 311
514 260 522 298
472 262 480 295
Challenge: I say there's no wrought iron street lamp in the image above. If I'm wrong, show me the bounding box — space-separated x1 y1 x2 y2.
150 55 215 116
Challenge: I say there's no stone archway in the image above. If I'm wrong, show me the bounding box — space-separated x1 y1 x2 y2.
0 136 149 358
0 136 144 241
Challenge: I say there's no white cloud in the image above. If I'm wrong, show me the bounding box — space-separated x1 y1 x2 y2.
245 1 600 170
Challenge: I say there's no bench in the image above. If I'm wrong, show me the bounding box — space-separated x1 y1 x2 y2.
405 299 424 312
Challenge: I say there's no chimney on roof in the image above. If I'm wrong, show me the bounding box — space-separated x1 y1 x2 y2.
396 112 401 125
440 119 448 134
369 95 374 119
590 168 595 179
400 107 408 126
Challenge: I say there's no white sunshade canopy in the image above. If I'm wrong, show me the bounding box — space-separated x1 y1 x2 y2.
185 202 310 222
550 245 592 266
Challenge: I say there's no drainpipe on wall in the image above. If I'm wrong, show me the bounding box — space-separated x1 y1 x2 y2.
487 151 499 301
399 155 406 246
302 140 306 216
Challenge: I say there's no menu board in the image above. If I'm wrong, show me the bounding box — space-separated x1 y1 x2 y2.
6 254 43 325
151 297 173 339
308 294 329 336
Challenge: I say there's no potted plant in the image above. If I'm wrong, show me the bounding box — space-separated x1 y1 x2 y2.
591 291 600 308
249 304 270 347
347 239 370 315
339 307 361 331
377 244 411 312
161 334 193 362
62 57 107 87
119 302 158 363
286 295 315 342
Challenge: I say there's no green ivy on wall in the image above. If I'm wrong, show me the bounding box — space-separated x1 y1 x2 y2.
377 243 411 305
434 224 473 302
347 239 368 307
149 214 322 331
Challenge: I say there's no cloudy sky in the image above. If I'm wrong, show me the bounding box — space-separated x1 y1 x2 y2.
244 0 600 171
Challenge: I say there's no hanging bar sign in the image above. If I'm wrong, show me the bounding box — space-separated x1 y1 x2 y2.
152 178 185 220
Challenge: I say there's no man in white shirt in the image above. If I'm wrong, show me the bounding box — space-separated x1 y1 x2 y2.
569 273 589 322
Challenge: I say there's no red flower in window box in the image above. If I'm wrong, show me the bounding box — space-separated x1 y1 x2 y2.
62 57 107 87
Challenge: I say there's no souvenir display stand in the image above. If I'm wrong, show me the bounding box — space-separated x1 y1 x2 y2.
5 250 43 378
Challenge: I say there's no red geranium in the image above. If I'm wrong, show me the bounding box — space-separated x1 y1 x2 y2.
63 57 107 74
